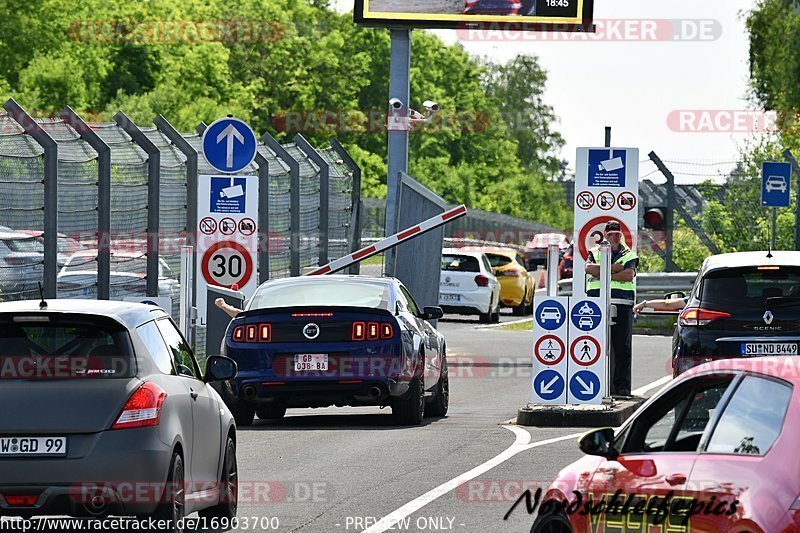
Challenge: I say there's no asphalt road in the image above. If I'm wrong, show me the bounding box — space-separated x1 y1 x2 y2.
13 317 673 533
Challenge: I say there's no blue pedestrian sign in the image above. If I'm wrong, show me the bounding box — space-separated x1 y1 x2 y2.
534 370 565 401
569 371 600 402
571 300 601 331
202 117 258 174
535 300 566 331
762 162 791 207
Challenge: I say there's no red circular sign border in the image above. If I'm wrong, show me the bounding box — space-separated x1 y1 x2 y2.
577 216 635 261
199 217 217 236
576 191 595 211
219 217 237 236
534 334 566 366
570 335 602 366
201 240 254 288
617 191 637 212
597 191 616 211
238 217 257 236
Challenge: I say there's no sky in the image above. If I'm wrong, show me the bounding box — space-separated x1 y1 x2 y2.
335 0 757 179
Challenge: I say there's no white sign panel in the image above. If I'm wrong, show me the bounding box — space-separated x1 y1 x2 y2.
573 148 639 299
196 175 259 325
566 298 607 404
531 296 569 404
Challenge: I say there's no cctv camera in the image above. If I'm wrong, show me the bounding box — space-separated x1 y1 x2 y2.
423 100 440 112
389 98 403 110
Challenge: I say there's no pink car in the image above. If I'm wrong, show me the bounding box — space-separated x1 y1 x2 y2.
528 357 800 532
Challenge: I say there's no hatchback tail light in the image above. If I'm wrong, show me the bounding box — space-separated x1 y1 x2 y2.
112 382 167 430
474 274 489 287
679 307 731 327
352 321 394 341
502 269 522 277
232 323 271 343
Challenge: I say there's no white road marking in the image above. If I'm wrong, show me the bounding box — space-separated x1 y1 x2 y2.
361 374 673 533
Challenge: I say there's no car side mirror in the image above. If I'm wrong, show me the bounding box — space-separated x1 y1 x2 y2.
664 291 686 300
422 306 444 320
578 427 619 461
204 355 238 382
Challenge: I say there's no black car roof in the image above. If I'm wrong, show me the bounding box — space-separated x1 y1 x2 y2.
0 299 169 329
700 251 800 275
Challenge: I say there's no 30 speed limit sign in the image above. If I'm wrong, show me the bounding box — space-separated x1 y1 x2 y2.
201 241 254 288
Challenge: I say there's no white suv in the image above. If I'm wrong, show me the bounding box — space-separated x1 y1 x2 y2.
439 248 501 323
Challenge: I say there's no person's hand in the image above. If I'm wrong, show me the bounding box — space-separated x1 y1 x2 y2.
633 300 647 316
611 264 624 273
215 298 225 309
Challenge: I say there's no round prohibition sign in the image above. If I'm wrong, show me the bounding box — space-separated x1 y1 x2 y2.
597 191 616 210
570 335 601 366
618 191 637 211
201 241 253 288
576 191 595 210
534 335 565 366
577 216 635 261
199 217 217 235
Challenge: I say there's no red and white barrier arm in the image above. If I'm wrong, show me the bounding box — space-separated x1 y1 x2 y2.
305 204 468 276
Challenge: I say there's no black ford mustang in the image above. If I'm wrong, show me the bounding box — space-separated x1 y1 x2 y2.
220 275 449 426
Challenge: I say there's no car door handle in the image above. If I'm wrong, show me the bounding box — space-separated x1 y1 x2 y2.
189 388 198 400
666 473 687 486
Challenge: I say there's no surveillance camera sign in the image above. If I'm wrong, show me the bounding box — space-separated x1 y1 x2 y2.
573 147 639 299
211 177 247 213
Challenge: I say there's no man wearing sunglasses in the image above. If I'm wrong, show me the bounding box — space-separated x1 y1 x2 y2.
584 221 638 397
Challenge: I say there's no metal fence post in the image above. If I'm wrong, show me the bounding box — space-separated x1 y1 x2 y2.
61 106 111 300
3 98 58 298
782 149 800 250
294 134 329 266
330 138 362 274
155 115 199 304
115 111 160 297
263 133 300 277
254 150 270 284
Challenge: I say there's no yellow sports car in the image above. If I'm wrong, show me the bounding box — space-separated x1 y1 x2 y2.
480 248 534 316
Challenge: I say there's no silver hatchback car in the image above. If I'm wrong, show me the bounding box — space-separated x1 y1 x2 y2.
0 300 238 531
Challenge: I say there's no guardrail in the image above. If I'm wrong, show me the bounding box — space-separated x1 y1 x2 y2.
535 272 698 302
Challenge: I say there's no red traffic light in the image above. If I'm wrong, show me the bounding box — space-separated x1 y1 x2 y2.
643 207 666 230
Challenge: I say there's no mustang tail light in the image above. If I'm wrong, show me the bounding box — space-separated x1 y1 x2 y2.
112 382 167 430
679 307 731 327
352 321 394 341
4 495 38 506
474 274 490 287
232 323 271 343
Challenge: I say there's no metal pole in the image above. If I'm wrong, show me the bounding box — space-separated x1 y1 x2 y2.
61 106 111 300
179 245 193 341
546 243 559 297
604 127 611 148
330 138 362 274
772 208 777 250
115 111 160 297
782 149 800 250
599 240 612 400
385 29 412 277
294 134 329 266
263 133 301 276
254 150 270 284
4 99 58 298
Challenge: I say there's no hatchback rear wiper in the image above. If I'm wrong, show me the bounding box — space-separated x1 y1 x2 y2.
765 296 800 306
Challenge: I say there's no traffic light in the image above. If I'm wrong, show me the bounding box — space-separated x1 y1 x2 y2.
643 207 666 231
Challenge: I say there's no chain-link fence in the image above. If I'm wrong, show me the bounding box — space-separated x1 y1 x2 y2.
0 102 362 351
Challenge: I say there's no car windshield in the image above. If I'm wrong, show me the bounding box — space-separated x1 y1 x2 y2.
441 255 480 273
485 253 512 268
0 318 134 379
248 280 392 310
700 266 800 308
2 237 44 254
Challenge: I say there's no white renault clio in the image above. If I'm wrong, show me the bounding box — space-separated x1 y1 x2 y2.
439 248 501 323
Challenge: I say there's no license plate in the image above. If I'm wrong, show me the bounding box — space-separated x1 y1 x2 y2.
0 437 66 456
294 354 328 371
440 293 460 302
741 343 798 356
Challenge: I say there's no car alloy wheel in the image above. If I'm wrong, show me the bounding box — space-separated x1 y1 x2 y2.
393 374 425 425
200 436 238 520
153 452 185 533
427 357 449 417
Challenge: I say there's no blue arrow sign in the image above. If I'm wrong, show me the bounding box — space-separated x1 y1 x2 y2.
571 300 602 331
536 300 566 331
762 162 791 208
535 370 565 401
202 117 258 174
569 371 600 402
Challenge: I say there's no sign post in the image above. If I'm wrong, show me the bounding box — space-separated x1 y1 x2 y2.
196 117 260 326
762 161 792 249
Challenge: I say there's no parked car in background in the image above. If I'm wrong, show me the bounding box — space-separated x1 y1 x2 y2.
0 231 44 300
522 233 570 272
0 300 239 530
673 251 800 376
19 230 86 268
531 356 800 533
481 247 534 316
57 250 180 303
439 248 501 323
